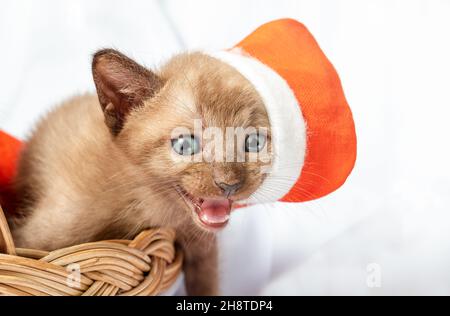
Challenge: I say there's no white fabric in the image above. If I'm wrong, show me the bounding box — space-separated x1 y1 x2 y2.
1 0 450 295
207 50 306 203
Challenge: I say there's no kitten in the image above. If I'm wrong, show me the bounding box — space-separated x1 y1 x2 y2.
10 49 272 295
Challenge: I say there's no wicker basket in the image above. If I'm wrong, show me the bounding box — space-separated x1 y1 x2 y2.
0 204 183 296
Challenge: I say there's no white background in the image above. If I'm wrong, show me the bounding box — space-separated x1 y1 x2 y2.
1 0 450 295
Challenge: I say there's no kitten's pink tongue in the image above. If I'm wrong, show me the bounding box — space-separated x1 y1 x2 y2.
198 198 232 227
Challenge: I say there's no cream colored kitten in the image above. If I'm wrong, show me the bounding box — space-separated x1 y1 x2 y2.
10 50 271 295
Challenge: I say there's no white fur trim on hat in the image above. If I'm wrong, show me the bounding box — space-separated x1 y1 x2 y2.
207 50 307 203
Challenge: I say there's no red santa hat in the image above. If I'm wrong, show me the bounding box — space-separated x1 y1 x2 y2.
208 19 357 203
0 130 22 213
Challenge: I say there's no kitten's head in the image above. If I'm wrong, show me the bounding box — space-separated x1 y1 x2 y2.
92 49 272 231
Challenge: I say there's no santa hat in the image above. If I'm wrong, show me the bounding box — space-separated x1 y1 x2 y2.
0 130 22 213
208 19 357 203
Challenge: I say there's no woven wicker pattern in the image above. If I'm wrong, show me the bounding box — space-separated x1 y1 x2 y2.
0 205 183 296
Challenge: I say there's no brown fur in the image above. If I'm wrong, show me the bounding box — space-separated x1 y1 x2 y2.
11 50 271 295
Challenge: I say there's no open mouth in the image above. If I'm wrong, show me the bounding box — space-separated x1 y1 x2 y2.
175 185 233 230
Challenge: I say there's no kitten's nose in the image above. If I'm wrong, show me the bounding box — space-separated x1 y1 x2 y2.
215 181 242 197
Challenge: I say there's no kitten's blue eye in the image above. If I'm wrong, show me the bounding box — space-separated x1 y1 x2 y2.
245 133 266 153
171 135 200 156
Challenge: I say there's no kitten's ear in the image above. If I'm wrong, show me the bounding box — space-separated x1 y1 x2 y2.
92 49 163 135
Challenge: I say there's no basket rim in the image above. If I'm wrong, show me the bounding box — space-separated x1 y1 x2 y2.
0 204 183 296
0 204 16 256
